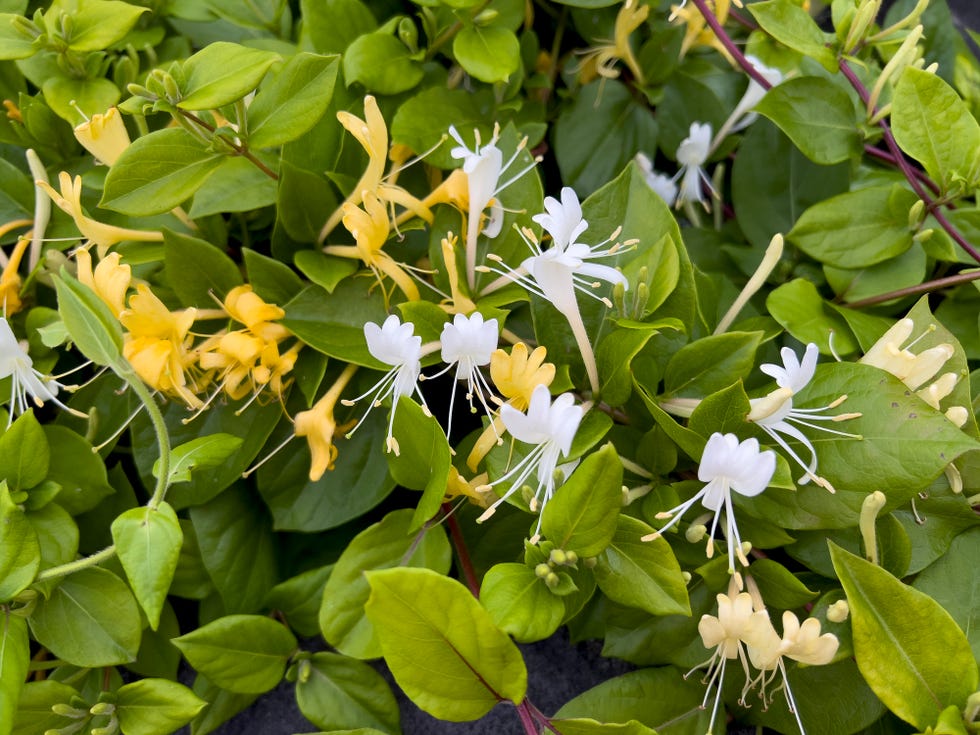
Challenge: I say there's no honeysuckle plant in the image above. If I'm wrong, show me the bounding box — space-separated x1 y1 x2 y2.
0 1 979 735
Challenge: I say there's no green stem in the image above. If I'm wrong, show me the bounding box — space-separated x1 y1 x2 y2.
176 109 279 180
125 375 171 509
35 545 116 582
424 0 493 61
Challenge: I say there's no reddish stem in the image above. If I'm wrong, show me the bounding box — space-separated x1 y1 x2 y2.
442 503 481 598
845 269 980 308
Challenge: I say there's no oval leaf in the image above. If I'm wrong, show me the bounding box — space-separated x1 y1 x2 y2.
365 567 527 721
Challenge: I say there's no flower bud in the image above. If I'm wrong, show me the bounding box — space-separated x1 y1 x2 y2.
565 550 578 565
51 704 87 718
826 599 850 623
534 563 551 578
89 703 114 716
544 572 560 588
549 549 567 566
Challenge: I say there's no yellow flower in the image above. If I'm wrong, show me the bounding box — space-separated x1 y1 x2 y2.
671 0 736 65
467 343 556 471
443 466 495 508
490 343 556 411
292 364 358 481
74 107 131 166
223 284 290 342
324 192 420 302
75 248 131 318
120 284 202 407
0 225 32 316
35 172 164 256
577 0 650 84
437 232 477 315
198 331 266 400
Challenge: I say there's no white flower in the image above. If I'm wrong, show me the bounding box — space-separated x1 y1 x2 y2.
634 152 678 206
430 312 499 437
748 343 861 492
448 124 537 288
476 384 584 541
342 315 425 455
673 122 713 208
0 317 73 425
642 432 775 573
479 187 629 394
711 57 785 150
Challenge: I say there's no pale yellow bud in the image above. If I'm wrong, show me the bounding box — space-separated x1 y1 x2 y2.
74 107 131 166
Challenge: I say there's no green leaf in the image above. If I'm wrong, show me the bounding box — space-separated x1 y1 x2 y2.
264 565 333 638
365 567 527 720
42 425 114 515
11 680 81 735
0 610 28 735
29 567 141 666
766 278 859 355
556 667 717 734
248 52 339 149
787 185 919 268
892 67 980 191
0 482 39 602
293 251 358 293
189 485 278 613
662 331 764 398
153 434 244 485
342 32 423 95
0 13 36 59
256 410 397 532
0 410 49 491
596 323 664 406
830 543 979 729
101 128 225 216
163 229 244 307
755 77 861 164
66 0 149 51
540 443 622 556
281 282 388 368
746 558 817 609
187 156 277 218
913 527 980 660
53 272 125 368
453 25 519 83
479 563 565 643
189 675 257 735
43 76 120 125
687 381 752 439
387 397 451 530
748 0 838 71
299 0 376 54
178 42 280 110
293 652 400 734
111 502 183 630
116 679 207 735
391 86 495 170
554 80 658 194
732 117 850 250
319 509 451 659
173 615 297 694
595 515 690 616
243 248 304 305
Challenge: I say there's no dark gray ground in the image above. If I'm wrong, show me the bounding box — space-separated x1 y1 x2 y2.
186 2 980 733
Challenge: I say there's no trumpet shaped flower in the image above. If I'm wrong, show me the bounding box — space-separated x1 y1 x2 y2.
430 312 499 438
748 343 861 492
448 123 537 288
36 172 163 256
642 432 775 574
0 317 77 425
480 187 628 394
576 0 650 84
73 107 131 166
343 315 425 455
75 248 131 318
673 122 713 208
476 384 584 541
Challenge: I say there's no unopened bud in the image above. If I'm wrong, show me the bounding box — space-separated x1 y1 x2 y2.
565 550 578 565
945 406 969 428
685 524 707 543
681 571 692 583
545 572 560 588
913 228 934 243
583 557 597 569
473 8 499 25
827 599 850 623
860 490 888 565
89 702 114 716
549 549 567 565
908 199 925 229
51 704 87 718
842 0 880 53
10 15 42 40
298 658 312 684
397 17 418 52
535 563 551 578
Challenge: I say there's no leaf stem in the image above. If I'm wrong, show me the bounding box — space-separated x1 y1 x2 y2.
516 699 539 735
125 376 171 509
845 268 980 308
176 109 279 180
442 502 481 598
35 545 116 582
